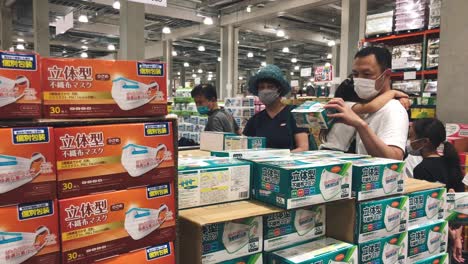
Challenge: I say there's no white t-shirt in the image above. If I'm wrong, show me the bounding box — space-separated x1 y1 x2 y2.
356 99 409 155
404 154 423 178
321 102 358 151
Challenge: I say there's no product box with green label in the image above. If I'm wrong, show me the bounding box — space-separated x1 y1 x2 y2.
446 192 468 224
224 136 266 150
414 253 448 264
211 148 290 159
254 158 352 209
292 150 371 161
358 232 408 264
200 131 236 151
407 220 448 263
356 195 409 243
291 101 336 129
351 158 405 201
263 205 326 251
222 253 263 264
178 157 252 209
269 237 357 264
408 188 446 227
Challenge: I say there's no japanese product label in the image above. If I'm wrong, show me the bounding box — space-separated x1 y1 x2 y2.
446 123 468 138
54 122 175 198
200 131 236 151
59 182 176 263
270 237 357 264
356 196 409 243
97 241 176 264
224 136 266 150
211 148 290 159
358 232 408 264
42 58 167 118
0 127 56 206
0 200 60 263
224 97 255 108
263 205 326 251
220 253 262 264
201 216 262 264
351 158 405 201
253 159 352 209
413 253 448 264
178 158 251 209
446 192 468 224
0 51 41 118
408 188 446 227
407 220 448 263
292 101 336 129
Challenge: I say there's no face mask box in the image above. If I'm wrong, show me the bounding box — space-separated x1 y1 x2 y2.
292 151 370 161
446 192 468 224
407 220 448 263
413 253 449 264
253 158 352 209
292 101 335 129
356 195 409 243
41 58 167 118
351 158 405 201
0 50 41 118
224 136 266 150
225 107 255 118
446 123 468 138
0 200 60 263
263 204 326 252
54 121 175 199
408 188 446 227
59 182 176 263
221 253 263 264
269 237 358 264
358 232 408 264
97 241 176 264
200 131 236 151
178 157 252 209
211 148 290 159
0 127 56 206
225 97 255 108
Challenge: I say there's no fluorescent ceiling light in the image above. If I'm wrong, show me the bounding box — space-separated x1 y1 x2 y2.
208 77 212 81
327 53 332 59
328 40 336 46
294 65 300 70
107 44 115 51
261 61 267 67
162 27 171 34
192 74 197 78
290 72 294 76
247 52 254 58
16 44 25 50
276 29 285 37
81 45 88 50
112 0 120 9
291 58 297 63
184 62 190 67
198 69 203 73
172 50 178 56
282 47 289 53
62 50 67 54
239 76 243 80
177 72 181 75
246 5 252 12
203 17 214 25
217 57 221 62
17 38 24 42
325 62 331 67
78 14 88 23
80 52 88 58
198 45 206 51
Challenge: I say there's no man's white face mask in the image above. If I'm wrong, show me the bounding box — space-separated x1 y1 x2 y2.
0 153 45 194
382 242 402 264
0 226 49 264
124 205 169 240
353 69 389 100
382 167 399 194
111 77 160 110
427 230 442 254
222 221 255 254
294 209 317 236
384 205 403 232
425 196 441 219
121 144 168 177
0 76 29 108
320 170 342 201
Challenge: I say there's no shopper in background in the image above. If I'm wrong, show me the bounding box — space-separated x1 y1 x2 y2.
243 65 309 152
191 84 241 134
324 46 409 159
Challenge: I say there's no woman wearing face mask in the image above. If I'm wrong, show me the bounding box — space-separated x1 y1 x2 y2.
243 65 309 152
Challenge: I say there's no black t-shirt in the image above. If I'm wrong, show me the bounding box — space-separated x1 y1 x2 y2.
243 105 308 150
413 157 464 192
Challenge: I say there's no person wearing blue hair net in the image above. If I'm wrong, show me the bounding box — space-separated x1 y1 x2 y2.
243 65 309 152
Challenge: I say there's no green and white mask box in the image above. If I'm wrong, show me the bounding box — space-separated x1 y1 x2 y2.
358 232 408 264
224 136 266 150
202 216 263 264
413 253 448 264
269 237 357 264
408 188 446 227
178 157 252 210
221 253 263 264
253 159 352 209
446 192 468 224
211 148 290 159
351 158 405 201
263 205 326 251
356 196 409 243
407 220 448 263
292 151 370 161
292 101 336 129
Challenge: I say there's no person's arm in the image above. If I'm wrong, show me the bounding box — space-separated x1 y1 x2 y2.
292 132 309 152
242 116 255 136
352 90 409 114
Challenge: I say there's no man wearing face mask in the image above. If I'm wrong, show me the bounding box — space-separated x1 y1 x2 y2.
243 65 309 152
191 84 241 134
325 47 409 159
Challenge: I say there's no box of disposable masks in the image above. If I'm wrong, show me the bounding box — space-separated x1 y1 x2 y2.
0 200 60 263
54 121 175 198
224 136 266 150
446 192 468 224
407 220 448 263
96 241 176 263
413 253 449 264
0 127 56 206
356 195 409 243
263 204 326 251
41 58 167 118
59 182 176 263
0 50 41 118
178 157 252 209
253 158 352 209
351 158 405 201
200 131 236 151
358 232 408 264
291 101 336 129
408 188 446 227
292 151 370 161
220 253 263 264
211 148 290 159
269 237 358 264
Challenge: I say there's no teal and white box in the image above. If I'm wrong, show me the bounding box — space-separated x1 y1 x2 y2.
269 237 358 264
224 136 266 150
221 253 263 264
200 131 236 151
358 232 408 264
408 188 446 227
407 220 448 263
178 157 251 209
291 101 335 129
254 159 352 209
351 158 405 201
263 204 326 251
202 216 263 264
414 253 449 264
356 195 409 243
211 148 290 159
446 192 468 224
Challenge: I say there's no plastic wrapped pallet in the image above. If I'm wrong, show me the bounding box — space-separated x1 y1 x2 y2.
366 11 394 36
392 43 423 70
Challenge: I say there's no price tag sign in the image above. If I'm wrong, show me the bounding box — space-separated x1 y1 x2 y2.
300 68 312 77
404 71 417 80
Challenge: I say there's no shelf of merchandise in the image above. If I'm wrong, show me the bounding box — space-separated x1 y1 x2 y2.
365 28 440 43
390 69 438 78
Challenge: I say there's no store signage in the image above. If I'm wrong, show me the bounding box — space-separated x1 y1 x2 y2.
291 80 299 87
55 12 73 35
404 71 416 80
314 65 333 83
300 67 312 77
129 0 167 7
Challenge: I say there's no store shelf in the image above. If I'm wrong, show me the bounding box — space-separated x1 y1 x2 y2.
391 69 438 78
365 28 440 43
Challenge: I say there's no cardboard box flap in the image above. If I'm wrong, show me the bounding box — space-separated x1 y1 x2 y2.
405 178 445 193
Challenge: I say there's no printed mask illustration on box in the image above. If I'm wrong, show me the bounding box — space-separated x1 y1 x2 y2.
111 77 162 111
125 204 169 240
121 143 168 177
0 152 46 194
0 76 30 108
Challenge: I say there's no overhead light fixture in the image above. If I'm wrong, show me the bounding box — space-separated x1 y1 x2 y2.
217 57 221 62
198 45 205 51
327 53 332 59
328 40 336 46
112 0 120 9
290 72 294 76
325 62 331 67
16 44 25 50
208 77 212 81
17 38 24 42
162 26 171 34
81 45 88 50
192 74 197 78
172 50 178 56
203 17 214 25
62 49 67 54
276 29 285 37
307 82 312 86
291 58 297 63
239 76 243 80
247 52 254 58
78 14 89 23
246 5 252 12
208 74 213 78
282 47 289 53
184 62 190 67
177 72 181 76
198 69 203 73
294 65 300 71
80 52 88 58
107 44 116 51
261 61 267 67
